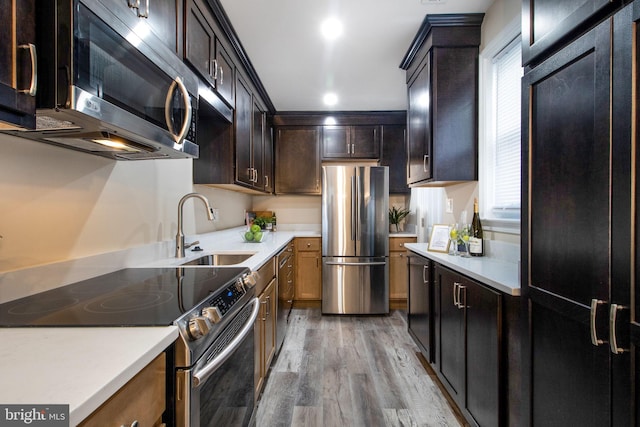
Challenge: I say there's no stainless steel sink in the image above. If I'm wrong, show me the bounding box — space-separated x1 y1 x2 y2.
180 253 256 266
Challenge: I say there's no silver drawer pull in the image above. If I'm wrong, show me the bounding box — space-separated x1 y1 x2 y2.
609 304 626 354
590 299 606 346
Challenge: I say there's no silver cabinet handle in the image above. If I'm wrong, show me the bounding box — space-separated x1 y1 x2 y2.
457 284 465 309
212 59 218 80
422 265 429 284
18 44 37 96
423 154 428 172
609 304 625 354
590 299 606 346
453 282 459 307
164 77 192 144
265 175 269 188
219 68 224 85
138 0 149 18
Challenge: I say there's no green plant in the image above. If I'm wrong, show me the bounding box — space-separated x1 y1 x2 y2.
389 206 410 232
252 216 272 230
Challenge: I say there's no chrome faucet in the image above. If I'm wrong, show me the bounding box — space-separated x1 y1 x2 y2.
176 193 214 258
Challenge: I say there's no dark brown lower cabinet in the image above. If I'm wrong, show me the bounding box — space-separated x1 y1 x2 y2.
434 264 500 427
407 255 432 362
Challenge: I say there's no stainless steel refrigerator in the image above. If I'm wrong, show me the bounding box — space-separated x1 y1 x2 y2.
321 165 389 314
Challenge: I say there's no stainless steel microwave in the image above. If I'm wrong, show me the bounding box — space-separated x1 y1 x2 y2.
5 0 201 160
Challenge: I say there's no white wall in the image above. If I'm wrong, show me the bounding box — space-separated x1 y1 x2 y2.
0 134 251 272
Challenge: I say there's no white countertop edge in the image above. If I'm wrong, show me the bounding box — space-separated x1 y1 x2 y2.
404 243 520 296
0 326 179 425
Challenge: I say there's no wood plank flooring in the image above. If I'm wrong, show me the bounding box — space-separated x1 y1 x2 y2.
255 308 462 427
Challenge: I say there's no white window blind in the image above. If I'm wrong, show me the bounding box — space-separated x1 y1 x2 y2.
490 37 522 219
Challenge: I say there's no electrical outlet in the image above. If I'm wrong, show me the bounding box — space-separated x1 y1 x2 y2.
212 208 220 222
446 198 453 213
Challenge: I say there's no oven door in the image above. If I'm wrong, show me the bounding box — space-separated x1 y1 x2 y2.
175 298 259 427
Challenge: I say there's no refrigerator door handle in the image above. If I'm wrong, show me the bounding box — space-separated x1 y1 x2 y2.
325 261 387 266
356 174 361 242
351 175 356 242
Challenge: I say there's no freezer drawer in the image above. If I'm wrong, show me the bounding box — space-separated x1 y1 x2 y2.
322 257 389 314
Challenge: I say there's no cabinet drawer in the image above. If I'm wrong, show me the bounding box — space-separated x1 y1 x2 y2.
80 353 165 427
295 237 321 252
389 237 416 252
255 257 276 295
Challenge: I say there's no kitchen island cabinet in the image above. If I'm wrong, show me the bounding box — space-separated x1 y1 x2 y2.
400 14 483 186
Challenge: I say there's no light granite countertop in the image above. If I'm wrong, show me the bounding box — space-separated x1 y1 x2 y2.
0 327 178 425
0 227 322 425
405 243 520 296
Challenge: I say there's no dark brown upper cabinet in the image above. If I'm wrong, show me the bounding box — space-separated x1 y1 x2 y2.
399 14 483 187
275 126 321 195
522 0 625 67
0 0 36 129
133 0 183 58
380 125 409 194
321 125 380 159
185 0 235 107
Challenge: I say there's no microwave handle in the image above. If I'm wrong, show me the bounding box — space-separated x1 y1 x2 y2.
164 76 192 144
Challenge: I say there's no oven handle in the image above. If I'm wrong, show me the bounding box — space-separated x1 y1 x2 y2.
192 297 259 388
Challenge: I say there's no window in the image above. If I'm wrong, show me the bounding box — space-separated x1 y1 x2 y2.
479 19 523 233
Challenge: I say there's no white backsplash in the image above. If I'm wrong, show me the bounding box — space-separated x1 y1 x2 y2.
408 187 446 243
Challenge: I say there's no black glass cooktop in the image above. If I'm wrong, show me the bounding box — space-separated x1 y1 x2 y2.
0 267 248 327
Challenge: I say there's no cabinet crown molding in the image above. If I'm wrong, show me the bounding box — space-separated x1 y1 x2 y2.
399 13 484 70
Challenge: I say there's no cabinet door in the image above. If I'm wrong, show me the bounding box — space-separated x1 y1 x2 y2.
389 251 408 300
435 266 464 402
407 55 431 184
142 0 182 57
407 255 432 362
465 281 501 427
275 127 321 194
523 15 616 427
235 75 253 186
295 250 322 300
252 99 265 189
214 39 234 106
522 0 622 66
322 126 350 158
351 125 380 158
381 125 408 193
263 123 274 193
263 278 277 375
0 0 35 129
185 0 214 82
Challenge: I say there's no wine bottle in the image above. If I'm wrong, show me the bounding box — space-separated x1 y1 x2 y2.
469 198 483 257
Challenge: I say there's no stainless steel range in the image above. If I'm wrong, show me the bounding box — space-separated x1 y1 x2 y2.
0 266 260 427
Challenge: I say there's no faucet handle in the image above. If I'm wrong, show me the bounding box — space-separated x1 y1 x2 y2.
185 240 200 249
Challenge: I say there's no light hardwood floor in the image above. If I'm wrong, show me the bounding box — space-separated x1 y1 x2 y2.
255 308 462 427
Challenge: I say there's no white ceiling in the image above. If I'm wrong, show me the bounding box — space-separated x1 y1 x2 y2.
218 0 494 112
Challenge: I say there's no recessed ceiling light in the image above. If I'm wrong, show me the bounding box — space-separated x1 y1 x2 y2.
323 93 338 106
320 18 343 40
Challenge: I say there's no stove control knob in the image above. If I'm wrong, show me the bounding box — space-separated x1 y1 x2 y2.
202 306 223 324
187 316 210 340
235 278 246 293
243 271 259 288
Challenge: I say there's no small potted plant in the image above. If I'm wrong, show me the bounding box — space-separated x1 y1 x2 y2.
389 206 410 233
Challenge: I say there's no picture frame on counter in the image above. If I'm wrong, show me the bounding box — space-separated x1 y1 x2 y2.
428 224 451 253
